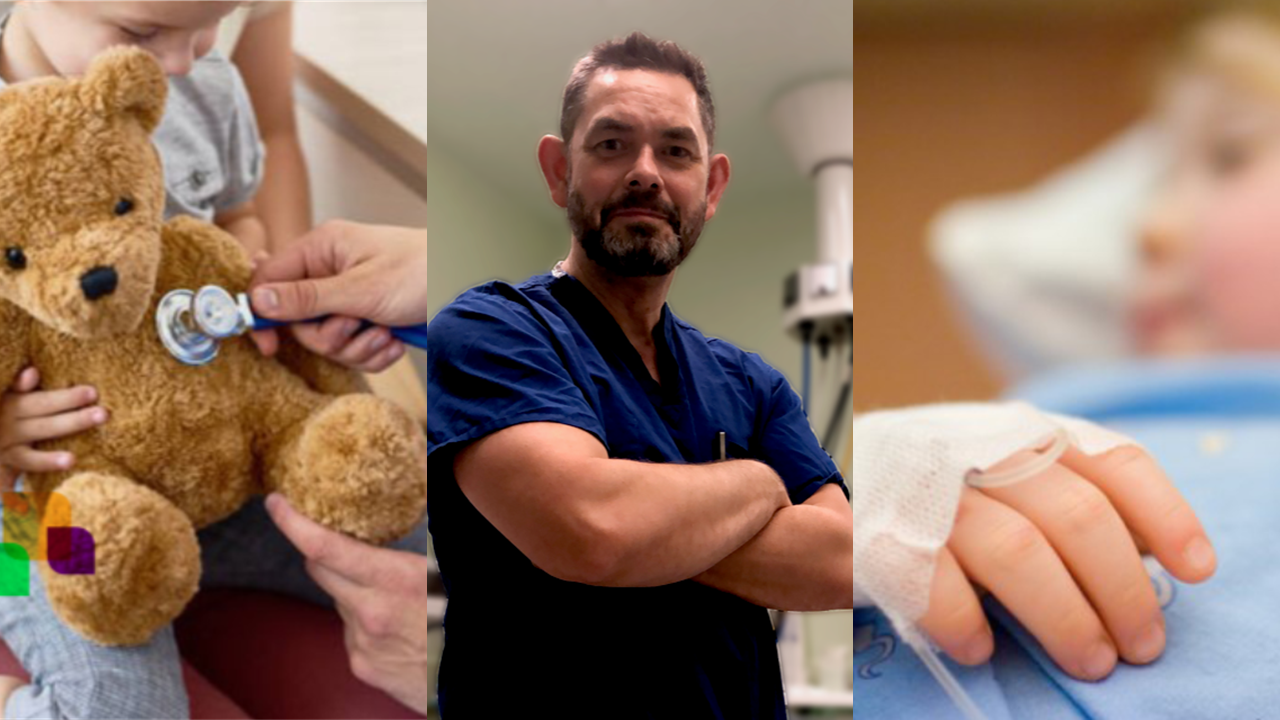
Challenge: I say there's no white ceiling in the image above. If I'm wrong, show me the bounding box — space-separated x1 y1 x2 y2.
426 0 853 218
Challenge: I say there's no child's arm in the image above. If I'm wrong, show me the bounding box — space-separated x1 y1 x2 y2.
230 3 313 252
214 200 269 259
0 368 106 487
1 300 105 486
0 675 23 717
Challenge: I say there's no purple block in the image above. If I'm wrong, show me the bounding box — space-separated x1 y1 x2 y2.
47 527 95 575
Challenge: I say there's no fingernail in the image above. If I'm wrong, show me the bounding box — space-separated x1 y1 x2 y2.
1082 642 1116 680
343 319 362 338
57 454 73 470
1183 536 1215 573
369 332 389 351
1129 623 1165 664
90 408 107 423
253 287 279 313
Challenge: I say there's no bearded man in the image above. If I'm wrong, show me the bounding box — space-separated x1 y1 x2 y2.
425 32 853 719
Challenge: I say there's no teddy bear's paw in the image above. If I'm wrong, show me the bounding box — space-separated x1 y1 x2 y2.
274 394 428 545
39 473 200 646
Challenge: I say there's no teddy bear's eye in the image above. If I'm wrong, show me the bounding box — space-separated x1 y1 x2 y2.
114 198 134 216
4 247 25 271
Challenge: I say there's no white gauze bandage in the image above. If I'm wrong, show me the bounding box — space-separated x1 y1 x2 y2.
848 401 1137 718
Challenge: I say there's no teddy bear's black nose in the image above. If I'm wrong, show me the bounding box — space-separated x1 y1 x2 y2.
80 266 118 301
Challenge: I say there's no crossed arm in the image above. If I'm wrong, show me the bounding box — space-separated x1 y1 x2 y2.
453 421 853 611
695 482 852 611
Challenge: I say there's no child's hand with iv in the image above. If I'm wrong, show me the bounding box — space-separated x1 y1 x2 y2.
0 367 109 489
917 443 1215 681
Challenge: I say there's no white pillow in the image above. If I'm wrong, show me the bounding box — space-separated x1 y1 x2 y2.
928 122 1168 381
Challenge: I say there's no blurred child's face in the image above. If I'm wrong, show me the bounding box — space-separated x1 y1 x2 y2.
20 1 236 76
1133 69 1280 355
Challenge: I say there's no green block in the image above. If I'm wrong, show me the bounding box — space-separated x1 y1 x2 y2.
0 543 29 597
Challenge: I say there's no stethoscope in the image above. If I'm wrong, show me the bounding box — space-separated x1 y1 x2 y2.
156 286 292 365
157 285 428 366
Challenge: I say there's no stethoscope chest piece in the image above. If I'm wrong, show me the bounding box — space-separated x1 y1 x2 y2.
157 285 262 365
156 288 220 365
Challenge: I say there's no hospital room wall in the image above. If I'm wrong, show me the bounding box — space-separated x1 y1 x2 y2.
426 144 566 320
851 10 1191 409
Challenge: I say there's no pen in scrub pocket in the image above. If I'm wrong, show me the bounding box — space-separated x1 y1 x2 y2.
716 431 726 461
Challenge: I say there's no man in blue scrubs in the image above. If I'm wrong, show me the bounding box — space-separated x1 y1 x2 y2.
424 32 853 718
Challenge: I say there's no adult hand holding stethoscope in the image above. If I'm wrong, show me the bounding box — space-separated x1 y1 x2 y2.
248 219 431 370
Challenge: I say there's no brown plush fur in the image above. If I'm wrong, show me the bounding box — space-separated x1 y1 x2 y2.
0 48 428 646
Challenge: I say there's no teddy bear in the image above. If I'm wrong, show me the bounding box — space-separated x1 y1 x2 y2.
0 47 429 646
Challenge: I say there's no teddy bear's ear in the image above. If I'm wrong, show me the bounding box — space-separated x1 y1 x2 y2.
78 46 167 134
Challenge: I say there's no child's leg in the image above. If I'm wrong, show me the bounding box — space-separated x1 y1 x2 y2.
197 495 431 603
0 567 188 719
196 495 332 606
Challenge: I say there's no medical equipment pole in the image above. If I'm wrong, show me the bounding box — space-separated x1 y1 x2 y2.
768 78 856 713
772 79 853 426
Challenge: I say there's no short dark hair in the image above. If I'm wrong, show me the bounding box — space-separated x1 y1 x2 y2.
560 32 716 151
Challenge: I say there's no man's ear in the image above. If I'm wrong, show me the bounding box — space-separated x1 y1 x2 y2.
78 46 167 135
703 153 731 222
537 135 570 209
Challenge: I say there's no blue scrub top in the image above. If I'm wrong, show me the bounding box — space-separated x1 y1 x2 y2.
426 271 847 719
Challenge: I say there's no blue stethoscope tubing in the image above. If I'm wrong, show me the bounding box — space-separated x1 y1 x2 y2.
251 315 428 351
